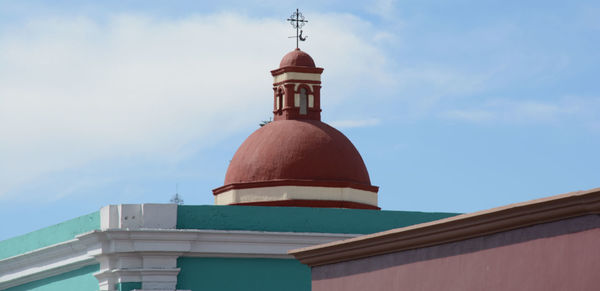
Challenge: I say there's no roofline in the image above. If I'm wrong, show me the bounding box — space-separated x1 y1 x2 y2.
289 186 600 267
271 66 324 76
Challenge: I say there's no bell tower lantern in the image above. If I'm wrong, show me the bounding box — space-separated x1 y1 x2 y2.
271 48 324 121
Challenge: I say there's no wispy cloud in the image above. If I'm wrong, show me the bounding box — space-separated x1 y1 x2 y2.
442 97 600 125
0 12 391 200
365 0 398 20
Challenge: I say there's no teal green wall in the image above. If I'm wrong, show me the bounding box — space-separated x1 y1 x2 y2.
176 257 310 291
178 205 458 234
115 282 142 291
5 264 99 291
0 211 100 260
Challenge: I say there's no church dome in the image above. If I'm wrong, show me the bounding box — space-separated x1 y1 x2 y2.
279 48 316 68
221 120 374 189
213 48 379 210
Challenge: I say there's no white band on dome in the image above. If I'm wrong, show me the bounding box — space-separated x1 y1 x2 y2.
215 185 378 207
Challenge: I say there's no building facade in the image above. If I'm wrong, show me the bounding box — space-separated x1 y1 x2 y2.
291 187 600 291
0 205 456 291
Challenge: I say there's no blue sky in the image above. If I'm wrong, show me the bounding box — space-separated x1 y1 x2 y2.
1 0 599 240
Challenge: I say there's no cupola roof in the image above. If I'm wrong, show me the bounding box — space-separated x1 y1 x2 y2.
217 120 375 191
279 48 316 68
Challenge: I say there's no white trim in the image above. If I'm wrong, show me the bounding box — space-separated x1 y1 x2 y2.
87 229 356 258
215 185 378 206
0 228 357 290
273 72 321 84
0 238 98 290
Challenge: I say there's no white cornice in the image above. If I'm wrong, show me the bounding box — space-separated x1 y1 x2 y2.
0 229 357 290
0 238 97 290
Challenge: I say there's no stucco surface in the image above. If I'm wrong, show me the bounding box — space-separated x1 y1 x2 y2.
222 120 372 188
4 264 99 291
312 215 600 291
0 211 99 260
279 49 316 68
176 257 310 291
177 205 458 234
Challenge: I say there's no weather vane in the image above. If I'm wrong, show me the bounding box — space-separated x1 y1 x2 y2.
287 8 308 49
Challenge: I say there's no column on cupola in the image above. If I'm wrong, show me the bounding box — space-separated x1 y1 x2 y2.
313 84 321 112
283 83 296 111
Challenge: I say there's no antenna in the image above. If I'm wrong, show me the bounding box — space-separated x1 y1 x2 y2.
170 183 184 205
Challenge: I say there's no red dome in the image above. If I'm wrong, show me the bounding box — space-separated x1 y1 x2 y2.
218 120 374 191
279 48 316 68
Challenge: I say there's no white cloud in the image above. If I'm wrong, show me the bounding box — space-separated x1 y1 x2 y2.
0 12 391 199
365 0 398 20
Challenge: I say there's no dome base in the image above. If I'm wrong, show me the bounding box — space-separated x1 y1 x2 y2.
214 185 378 210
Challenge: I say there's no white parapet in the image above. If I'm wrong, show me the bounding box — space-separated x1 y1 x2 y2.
101 204 177 230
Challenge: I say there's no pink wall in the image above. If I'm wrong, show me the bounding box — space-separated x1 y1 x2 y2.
312 215 600 291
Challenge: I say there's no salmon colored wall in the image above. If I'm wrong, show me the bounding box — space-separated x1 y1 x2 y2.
312 215 600 291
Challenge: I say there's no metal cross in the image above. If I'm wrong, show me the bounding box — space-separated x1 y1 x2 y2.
287 9 308 49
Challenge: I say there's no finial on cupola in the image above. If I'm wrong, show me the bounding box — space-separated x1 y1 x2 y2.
287 9 308 49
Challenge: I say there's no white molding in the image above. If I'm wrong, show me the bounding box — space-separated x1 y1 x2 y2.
273 72 321 84
87 229 356 258
0 237 98 290
0 228 357 290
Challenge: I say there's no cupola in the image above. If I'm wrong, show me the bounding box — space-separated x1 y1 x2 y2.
271 48 324 121
212 49 379 210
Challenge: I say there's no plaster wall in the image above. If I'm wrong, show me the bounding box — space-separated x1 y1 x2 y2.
176 257 310 291
3 264 99 291
0 211 99 260
311 215 600 291
0 205 458 290
176 205 458 234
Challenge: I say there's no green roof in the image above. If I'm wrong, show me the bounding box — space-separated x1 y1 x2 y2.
177 205 459 234
0 211 100 260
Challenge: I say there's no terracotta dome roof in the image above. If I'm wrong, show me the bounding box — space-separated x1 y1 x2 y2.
279 48 316 68
221 120 373 189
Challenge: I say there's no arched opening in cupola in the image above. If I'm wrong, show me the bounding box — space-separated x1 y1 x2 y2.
299 87 308 115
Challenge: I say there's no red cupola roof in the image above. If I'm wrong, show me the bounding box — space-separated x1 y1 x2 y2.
213 49 379 210
279 48 316 68
216 120 376 191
